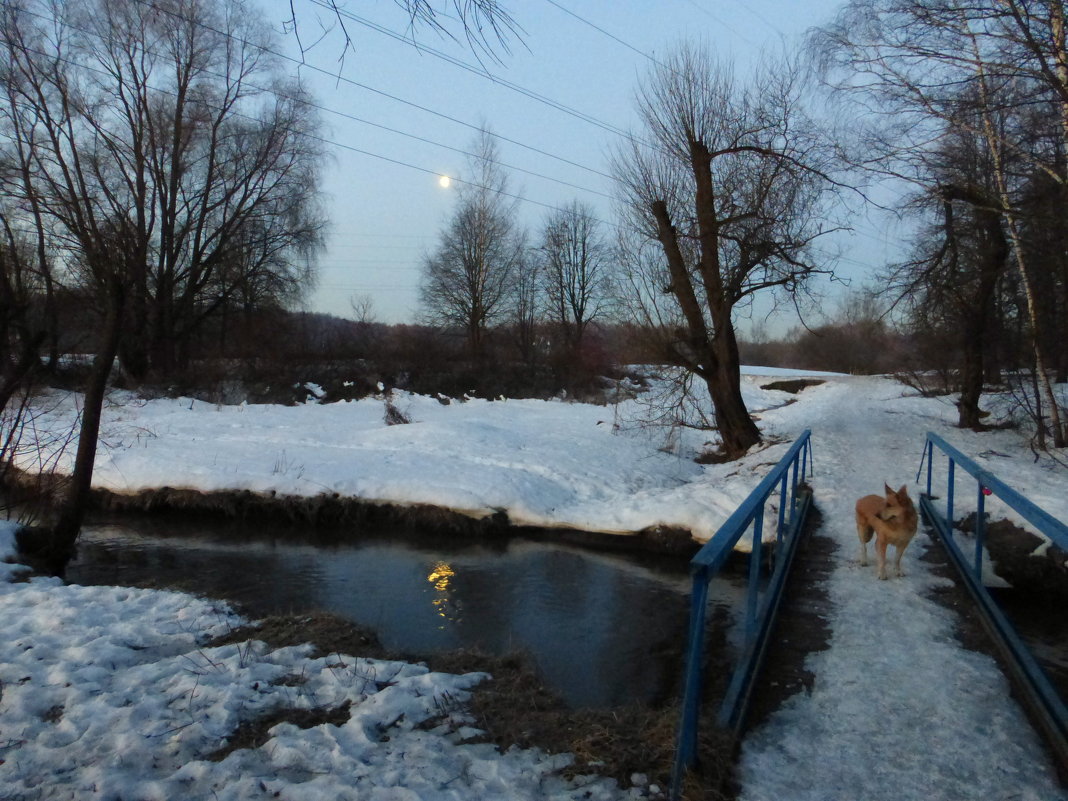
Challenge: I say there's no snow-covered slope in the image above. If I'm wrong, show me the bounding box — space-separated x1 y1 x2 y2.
15 374 810 541
17 371 1067 544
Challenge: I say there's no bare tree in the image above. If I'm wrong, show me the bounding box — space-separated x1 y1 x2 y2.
65 0 326 378
537 200 611 354
509 248 540 365
882 118 1010 429
0 215 55 524
0 220 47 416
812 0 1067 446
420 128 525 359
613 45 838 458
0 0 325 571
286 0 521 66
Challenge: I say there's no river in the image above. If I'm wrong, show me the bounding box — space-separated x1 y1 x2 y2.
66 517 748 708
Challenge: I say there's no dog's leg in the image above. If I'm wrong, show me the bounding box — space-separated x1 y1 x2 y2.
857 520 871 566
894 544 907 577
875 537 889 580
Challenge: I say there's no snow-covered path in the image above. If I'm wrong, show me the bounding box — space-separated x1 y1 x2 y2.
738 379 1066 801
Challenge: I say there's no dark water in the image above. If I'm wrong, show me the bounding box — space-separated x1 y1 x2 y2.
66 519 746 708
989 588 1068 699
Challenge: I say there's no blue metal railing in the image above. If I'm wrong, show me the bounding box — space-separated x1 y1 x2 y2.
918 432 1068 772
671 430 813 797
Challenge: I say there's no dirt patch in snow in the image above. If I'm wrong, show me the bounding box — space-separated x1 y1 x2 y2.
208 613 392 661
759 379 825 394
948 516 1068 745
956 513 1068 602
207 611 737 799
206 700 353 762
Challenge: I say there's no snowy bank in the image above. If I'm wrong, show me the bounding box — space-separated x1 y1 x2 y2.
11 370 1068 549
0 521 654 801
15 373 812 544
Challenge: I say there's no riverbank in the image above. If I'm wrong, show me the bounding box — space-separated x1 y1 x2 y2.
1 521 684 800
14 371 1066 551
84 487 701 556
12 372 821 546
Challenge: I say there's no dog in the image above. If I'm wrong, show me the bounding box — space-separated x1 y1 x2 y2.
856 484 918 580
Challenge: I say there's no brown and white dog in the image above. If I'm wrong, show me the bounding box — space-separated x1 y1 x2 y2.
856 484 919 580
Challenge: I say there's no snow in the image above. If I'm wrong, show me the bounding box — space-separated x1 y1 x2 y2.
3 369 1067 800
728 365 847 377
733 377 1067 801
17 372 803 542
0 520 647 801
301 381 326 400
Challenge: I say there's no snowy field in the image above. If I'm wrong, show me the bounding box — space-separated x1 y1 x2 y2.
2 370 1068 800
12 367 1066 544
15 372 820 541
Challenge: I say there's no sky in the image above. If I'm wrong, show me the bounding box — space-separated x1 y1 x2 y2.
256 0 901 334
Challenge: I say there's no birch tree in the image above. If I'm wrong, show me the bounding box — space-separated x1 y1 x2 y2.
812 0 1067 446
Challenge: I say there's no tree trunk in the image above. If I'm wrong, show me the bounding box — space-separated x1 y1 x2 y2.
958 336 985 430
705 324 761 457
467 320 483 361
1057 260 1068 385
21 280 124 575
957 206 1006 430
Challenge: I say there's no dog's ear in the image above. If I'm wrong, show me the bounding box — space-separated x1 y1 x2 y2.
884 482 894 496
898 484 909 498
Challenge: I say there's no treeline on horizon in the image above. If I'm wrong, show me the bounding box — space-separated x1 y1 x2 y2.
9 291 993 404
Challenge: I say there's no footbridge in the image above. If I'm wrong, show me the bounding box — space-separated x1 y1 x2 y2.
672 430 1068 800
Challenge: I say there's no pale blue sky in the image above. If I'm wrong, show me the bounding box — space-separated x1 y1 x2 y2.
262 0 900 334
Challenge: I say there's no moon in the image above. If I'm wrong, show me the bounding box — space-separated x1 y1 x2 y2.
438 175 451 188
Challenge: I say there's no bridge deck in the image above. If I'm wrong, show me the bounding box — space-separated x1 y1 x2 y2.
735 381 1067 801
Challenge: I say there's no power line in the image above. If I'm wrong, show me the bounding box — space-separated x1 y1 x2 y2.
303 0 642 145
327 243 427 249
720 0 784 38
319 283 417 291
112 2 626 224
328 234 434 240
9 18 621 230
270 89 617 200
308 130 622 227
126 0 618 183
317 259 422 265
541 0 668 70
29 0 619 204
678 0 755 47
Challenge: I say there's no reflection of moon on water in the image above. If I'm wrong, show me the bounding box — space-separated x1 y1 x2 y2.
427 561 459 625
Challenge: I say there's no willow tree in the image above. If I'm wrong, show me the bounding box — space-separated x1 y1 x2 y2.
614 44 837 458
0 0 325 571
